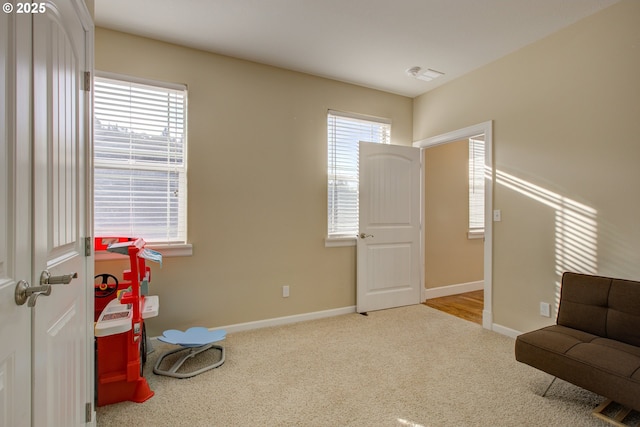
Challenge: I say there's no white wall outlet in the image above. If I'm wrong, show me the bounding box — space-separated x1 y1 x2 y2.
282 285 290 298
540 302 551 317
493 209 502 222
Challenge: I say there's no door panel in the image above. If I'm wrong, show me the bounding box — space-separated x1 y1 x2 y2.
32 1 91 425
366 243 412 291
0 2 91 425
357 142 421 313
0 7 32 427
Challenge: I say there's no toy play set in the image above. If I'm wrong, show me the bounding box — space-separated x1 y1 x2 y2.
93 237 161 407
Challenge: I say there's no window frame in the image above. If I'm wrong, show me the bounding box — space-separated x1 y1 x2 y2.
93 72 192 258
326 110 391 246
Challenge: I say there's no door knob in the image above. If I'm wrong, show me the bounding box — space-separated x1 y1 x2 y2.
14 280 50 307
359 233 374 239
14 271 78 307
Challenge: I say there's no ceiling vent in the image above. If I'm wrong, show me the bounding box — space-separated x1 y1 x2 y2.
405 66 444 82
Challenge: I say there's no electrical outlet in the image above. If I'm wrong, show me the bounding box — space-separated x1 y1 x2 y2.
282 285 290 298
540 302 551 317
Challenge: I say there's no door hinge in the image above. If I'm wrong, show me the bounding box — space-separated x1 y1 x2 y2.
84 236 92 257
85 402 92 422
83 71 91 91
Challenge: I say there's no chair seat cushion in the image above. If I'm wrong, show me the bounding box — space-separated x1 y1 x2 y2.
158 327 227 347
516 325 640 411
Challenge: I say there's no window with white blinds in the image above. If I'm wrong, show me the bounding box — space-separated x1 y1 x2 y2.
327 110 390 238
94 75 187 244
468 137 485 233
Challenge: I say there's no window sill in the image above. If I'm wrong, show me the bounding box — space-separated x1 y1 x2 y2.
325 237 356 247
94 243 193 261
467 230 485 240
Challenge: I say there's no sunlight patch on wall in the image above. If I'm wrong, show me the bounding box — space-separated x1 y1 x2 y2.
554 198 598 274
495 170 598 313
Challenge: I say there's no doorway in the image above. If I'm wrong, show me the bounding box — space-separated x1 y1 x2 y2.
413 121 493 329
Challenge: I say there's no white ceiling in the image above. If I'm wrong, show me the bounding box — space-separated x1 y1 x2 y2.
94 0 619 98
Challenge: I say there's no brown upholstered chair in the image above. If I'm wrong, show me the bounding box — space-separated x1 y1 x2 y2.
515 272 640 412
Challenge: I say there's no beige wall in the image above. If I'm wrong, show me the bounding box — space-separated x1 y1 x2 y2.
95 28 413 336
424 139 483 289
414 0 640 333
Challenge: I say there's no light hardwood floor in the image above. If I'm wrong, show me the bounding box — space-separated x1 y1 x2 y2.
423 290 484 325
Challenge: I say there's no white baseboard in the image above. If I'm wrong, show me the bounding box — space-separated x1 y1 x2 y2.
148 303 523 342
423 280 484 300
211 306 357 335
491 323 522 339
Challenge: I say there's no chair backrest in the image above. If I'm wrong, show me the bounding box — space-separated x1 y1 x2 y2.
557 272 640 347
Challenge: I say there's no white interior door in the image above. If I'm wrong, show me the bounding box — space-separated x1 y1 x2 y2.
0 6 33 427
357 142 421 313
32 1 93 425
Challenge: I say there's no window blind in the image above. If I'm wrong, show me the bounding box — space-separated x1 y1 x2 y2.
94 76 187 243
469 137 485 231
327 111 390 237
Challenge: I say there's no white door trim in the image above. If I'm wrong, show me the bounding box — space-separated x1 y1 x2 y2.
413 121 494 330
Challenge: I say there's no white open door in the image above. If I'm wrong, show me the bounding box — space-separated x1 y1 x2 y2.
0 6 32 426
1 2 92 425
357 142 421 313
31 1 93 425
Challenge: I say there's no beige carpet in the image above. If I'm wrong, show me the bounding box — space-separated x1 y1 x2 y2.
96 305 630 426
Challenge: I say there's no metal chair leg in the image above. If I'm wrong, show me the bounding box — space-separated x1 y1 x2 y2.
542 376 557 397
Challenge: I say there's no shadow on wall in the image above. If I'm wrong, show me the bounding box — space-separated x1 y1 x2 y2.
495 170 598 312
